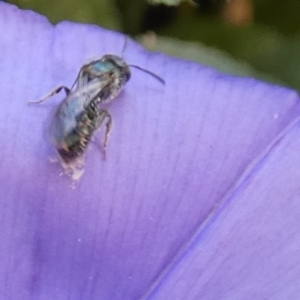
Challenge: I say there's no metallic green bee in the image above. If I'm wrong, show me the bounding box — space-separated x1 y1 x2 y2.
30 45 164 179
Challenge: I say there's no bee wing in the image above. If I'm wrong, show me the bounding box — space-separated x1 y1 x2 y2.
73 77 111 107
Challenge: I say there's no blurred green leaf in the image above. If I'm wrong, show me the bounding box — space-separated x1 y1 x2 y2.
148 0 184 5
114 0 147 34
11 0 121 30
140 34 279 84
254 0 300 35
151 4 300 90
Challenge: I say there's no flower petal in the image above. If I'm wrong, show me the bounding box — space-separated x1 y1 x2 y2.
147 122 300 299
0 3 300 299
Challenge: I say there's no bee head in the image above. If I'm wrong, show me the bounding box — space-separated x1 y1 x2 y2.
101 54 131 83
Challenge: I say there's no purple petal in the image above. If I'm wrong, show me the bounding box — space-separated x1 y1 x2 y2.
148 127 300 299
0 3 300 299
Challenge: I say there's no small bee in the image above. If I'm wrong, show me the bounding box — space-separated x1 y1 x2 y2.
29 41 164 179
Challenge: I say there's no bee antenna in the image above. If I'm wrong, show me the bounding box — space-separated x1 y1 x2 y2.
121 36 128 59
129 64 165 85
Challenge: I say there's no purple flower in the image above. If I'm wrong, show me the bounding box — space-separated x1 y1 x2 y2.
1 3 300 299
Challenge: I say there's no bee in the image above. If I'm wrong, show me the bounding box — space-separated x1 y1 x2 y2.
29 41 164 179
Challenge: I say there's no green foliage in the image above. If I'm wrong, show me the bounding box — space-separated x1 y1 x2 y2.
152 6 300 90
140 34 279 84
148 0 184 5
11 0 121 30
254 0 300 35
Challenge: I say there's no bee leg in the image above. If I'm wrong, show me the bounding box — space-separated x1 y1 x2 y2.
95 109 112 160
28 86 71 104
